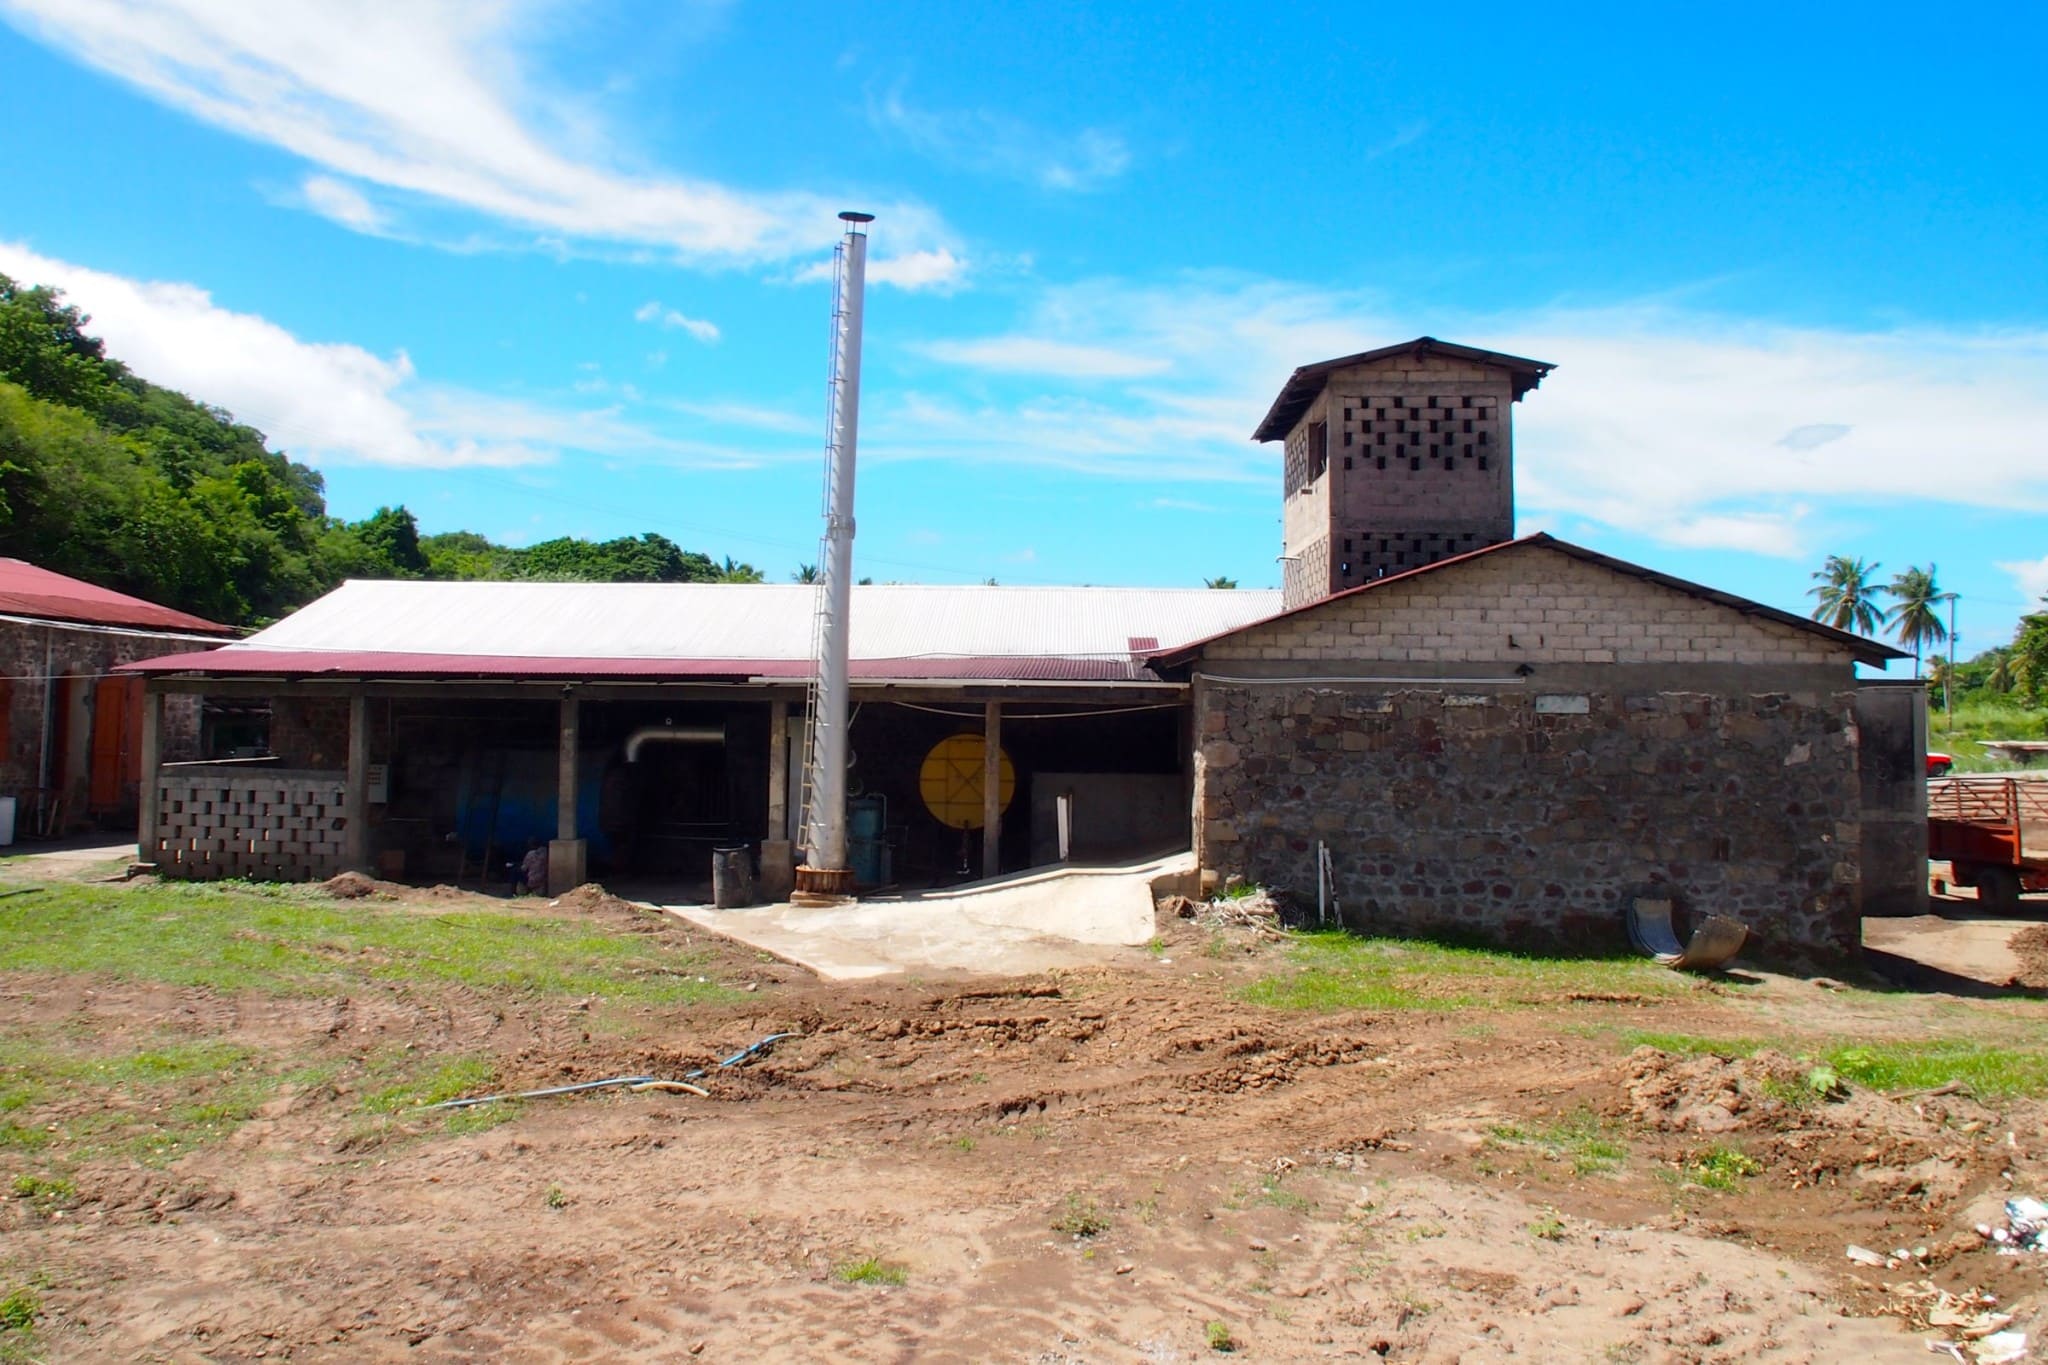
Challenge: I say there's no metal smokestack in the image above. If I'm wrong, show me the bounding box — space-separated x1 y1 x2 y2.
796 210 872 895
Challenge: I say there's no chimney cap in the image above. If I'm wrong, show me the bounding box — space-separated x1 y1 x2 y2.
838 210 876 223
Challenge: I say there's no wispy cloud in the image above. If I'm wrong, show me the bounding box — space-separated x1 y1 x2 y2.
867 84 1130 191
872 276 2048 557
0 0 961 280
299 173 386 233
1999 554 2048 607
0 241 782 470
789 247 967 293
634 300 719 343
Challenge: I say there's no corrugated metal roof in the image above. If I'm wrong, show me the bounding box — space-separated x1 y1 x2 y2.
0 558 235 635
1251 336 1555 442
127 581 1284 682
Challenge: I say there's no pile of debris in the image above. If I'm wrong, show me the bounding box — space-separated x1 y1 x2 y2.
1159 886 1289 938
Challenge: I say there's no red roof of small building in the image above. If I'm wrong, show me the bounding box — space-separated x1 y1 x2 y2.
0 559 235 636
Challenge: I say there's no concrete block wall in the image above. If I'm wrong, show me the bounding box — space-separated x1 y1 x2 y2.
1193 681 1864 957
152 766 349 881
1210 543 1851 669
1280 355 1519 607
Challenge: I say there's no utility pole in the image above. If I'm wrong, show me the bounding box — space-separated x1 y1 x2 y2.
1942 592 1959 734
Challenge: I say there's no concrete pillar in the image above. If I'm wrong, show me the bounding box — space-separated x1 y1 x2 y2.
549 694 587 895
136 687 163 866
760 699 795 900
983 699 1002 880
343 692 370 873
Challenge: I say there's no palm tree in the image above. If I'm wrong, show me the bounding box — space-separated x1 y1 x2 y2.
1986 646 2015 694
1807 555 1887 636
791 563 820 584
1884 564 1948 677
1204 575 1239 590
715 556 764 584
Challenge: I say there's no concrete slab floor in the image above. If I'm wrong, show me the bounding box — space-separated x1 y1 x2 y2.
662 853 1190 981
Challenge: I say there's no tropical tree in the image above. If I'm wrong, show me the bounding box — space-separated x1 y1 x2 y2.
1986 646 2015 694
1204 575 1239 589
791 563 819 583
2016 609 2048 707
1884 563 1948 677
714 556 764 584
1808 554 1888 635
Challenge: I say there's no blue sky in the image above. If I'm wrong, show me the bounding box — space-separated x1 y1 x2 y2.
1 1 2043 662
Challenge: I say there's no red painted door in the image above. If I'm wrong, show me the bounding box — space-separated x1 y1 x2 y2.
88 676 143 814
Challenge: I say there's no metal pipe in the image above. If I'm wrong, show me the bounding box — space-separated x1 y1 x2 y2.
623 724 725 763
803 211 873 876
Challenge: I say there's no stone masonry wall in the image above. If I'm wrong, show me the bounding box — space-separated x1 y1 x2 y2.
1207 543 1850 669
0 620 208 828
1195 681 1863 957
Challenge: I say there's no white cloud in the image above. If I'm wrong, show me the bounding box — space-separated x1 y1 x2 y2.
0 242 780 471
2000 554 2048 608
873 277 2048 559
299 173 385 232
790 247 967 293
867 86 1130 192
0 0 961 273
633 300 719 343
667 400 812 435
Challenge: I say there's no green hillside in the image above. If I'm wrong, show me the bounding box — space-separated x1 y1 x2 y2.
0 274 761 628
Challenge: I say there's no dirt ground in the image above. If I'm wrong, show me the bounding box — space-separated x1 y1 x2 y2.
5 874 2048 1362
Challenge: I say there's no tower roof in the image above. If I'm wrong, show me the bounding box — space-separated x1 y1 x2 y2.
1252 337 1556 442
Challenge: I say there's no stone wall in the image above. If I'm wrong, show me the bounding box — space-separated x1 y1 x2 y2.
1854 681 1929 918
0 620 208 831
1194 679 1863 957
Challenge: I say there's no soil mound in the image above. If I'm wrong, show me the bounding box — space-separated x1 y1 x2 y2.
549 883 666 934
2008 923 2048 989
320 871 382 900
1619 1045 1810 1133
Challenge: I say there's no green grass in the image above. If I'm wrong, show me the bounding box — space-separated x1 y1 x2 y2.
1242 930 1687 1012
1205 1320 1238 1352
1621 1032 2048 1100
1684 1145 1763 1191
1487 1106 1628 1174
833 1256 907 1286
1931 697 2048 774
0 880 738 1005
1528 1208 1566 1240
360 1055 498 1114
1051 1192 1112 1238
0 1285 37 1334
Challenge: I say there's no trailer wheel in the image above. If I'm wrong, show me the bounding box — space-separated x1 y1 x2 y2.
1976 866 2022 915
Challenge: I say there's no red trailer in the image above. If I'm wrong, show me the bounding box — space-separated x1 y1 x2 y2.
1928 775 2048 913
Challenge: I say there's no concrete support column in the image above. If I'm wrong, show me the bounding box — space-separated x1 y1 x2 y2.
549 694 586 895
983 699 1002 880
343 693 370 873
136 687 164 865
760 699 795 900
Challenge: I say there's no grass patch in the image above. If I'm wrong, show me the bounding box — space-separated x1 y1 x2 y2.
1620 1032 2048 1100
1487 1106 1628 1175
833 1255 907 1287
1683 1145 1763 1190
0 1285 37 1333
1242 930 1685 1013
1205 1319 1238 1352
1931 698 2048 775
1528 1208 1566 1240
0 880 739 1005
360 1055 497 1114
1827 1042 2048 1099
1051 1193 1112 1238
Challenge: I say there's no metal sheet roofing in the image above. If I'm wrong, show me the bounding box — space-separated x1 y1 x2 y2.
127 581 1285 683
0 558 234 635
